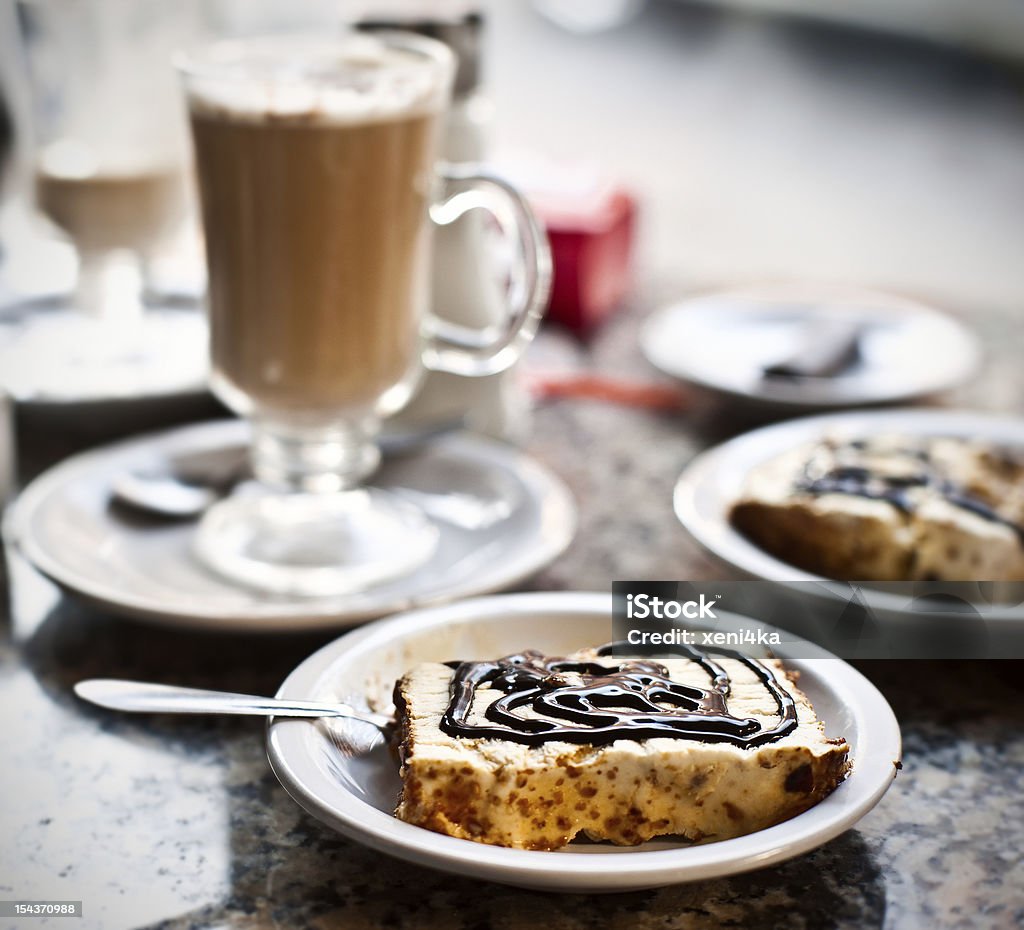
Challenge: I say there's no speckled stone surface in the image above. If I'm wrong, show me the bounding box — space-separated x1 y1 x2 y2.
2 291 1023 927
4 4 1024 928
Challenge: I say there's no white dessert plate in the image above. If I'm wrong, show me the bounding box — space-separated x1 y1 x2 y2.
640 284 981 411
4 421 576 632
267 592 901 893
0 296 209 407
673 407 1024 629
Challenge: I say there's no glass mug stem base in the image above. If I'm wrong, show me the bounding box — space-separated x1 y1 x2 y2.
193 487 439 597
250 418 380 493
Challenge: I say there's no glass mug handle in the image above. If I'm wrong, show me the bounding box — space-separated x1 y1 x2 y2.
422 164 552 377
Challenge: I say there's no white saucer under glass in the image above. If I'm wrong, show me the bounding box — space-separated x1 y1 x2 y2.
5 420 577 631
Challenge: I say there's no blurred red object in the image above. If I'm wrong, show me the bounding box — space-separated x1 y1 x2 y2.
502 159 637 334
541 190 636 333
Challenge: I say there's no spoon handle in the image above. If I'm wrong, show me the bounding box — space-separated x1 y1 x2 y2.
74 679 392 730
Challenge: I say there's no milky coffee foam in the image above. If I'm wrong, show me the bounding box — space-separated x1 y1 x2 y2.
182 34 451 126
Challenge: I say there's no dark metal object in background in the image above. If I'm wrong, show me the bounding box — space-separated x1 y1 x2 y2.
356 12 483 98
0 74 12 212
0 81 10 175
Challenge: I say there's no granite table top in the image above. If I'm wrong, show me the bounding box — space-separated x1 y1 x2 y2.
2 292 1022 929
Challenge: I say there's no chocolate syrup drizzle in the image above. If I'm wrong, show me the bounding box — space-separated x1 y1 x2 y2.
796 440 1024 545
439 644 798 748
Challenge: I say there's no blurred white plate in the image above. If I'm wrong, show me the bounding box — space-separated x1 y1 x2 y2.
4 421 576 631
673 408 1024 628
641 285 981 411
0 297 209 406
267 592 901 893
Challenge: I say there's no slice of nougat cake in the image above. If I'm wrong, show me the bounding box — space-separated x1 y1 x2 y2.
730 435 1024 581
393 646 849 850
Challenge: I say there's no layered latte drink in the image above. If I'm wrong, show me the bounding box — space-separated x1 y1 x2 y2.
186 36 448 421
179 33 548 596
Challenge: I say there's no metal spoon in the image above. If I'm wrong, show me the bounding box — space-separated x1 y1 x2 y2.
111 417 467 520
74 679 393 732
761 315 865 380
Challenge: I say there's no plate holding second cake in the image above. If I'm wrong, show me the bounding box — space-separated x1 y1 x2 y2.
673 408 1024 632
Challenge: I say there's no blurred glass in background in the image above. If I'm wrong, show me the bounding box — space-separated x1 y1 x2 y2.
0 0 208 406
18 0 199 319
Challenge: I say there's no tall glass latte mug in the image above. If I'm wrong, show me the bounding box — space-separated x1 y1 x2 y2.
178 33 550 596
